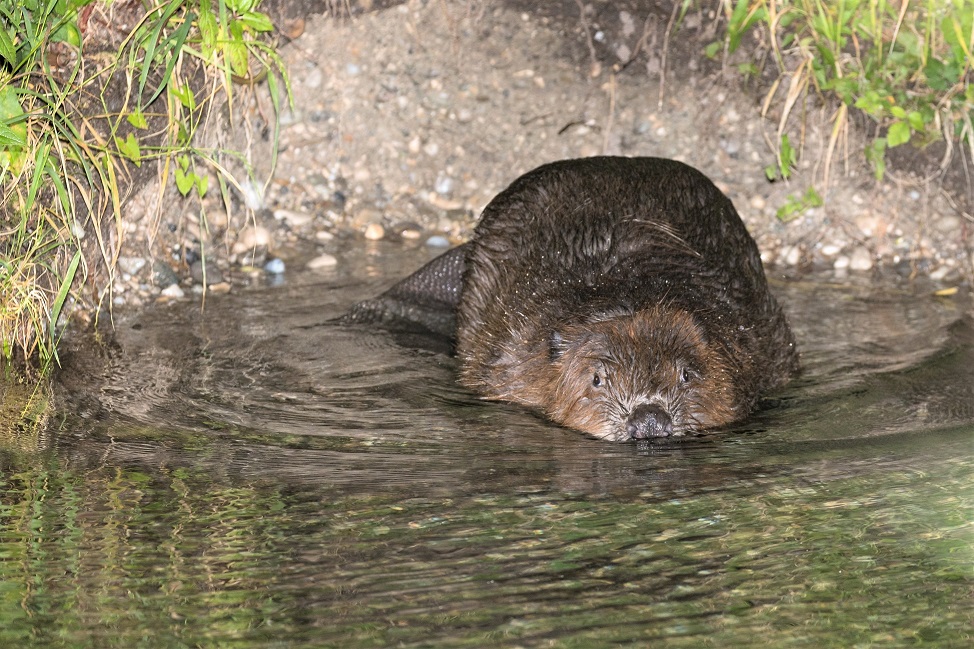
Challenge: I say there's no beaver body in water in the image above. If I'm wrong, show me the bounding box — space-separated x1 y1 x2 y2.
343 157 799 441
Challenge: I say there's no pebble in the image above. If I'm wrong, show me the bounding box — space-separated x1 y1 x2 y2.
855 214 884 237
364 223 385 240
749 195 766 211
204 210 229 230
274 209 314 227
234 225 272 253
351 208 383 229
833 255 850 270
161 283 185 299
935 215 961 234
780 245 801 266
315 230 335 242
849 246 874 271
396 222 423 240
434 174 454 195
307 253 338 270
929 265 950 281
264 258 286 274
304 66 323 89
190 260 224 285
820 243 842 257
118 256 147 276
425 235 451 248
152 261 180 288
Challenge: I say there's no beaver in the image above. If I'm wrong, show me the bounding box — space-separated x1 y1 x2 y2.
343 157 799 441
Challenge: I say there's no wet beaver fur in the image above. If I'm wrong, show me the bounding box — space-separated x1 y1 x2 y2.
343 157 799 441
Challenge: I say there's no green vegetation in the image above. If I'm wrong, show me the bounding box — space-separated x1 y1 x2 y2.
0 0 288 371
720 0 974 184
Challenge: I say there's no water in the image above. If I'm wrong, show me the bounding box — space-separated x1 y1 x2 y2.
2 244 972 648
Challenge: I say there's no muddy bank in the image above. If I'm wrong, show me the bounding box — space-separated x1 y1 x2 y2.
111 0 973 309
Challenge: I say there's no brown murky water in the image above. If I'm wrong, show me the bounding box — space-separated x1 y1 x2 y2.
2 244 972 648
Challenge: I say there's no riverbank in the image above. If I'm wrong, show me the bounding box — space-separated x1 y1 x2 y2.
107 0 974 311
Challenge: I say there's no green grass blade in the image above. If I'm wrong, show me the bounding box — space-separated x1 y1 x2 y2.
144 11 196 107
45 248 82 368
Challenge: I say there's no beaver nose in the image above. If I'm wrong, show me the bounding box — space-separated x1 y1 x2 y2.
626 403 674 439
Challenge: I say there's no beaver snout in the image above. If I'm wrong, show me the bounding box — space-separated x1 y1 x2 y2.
626 403 674 439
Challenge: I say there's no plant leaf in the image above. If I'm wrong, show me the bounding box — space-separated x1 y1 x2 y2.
126 109 148 129
115 132 142 166
887 121 911 147
174 166 194 195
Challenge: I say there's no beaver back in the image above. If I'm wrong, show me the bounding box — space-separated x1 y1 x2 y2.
456 157 798 437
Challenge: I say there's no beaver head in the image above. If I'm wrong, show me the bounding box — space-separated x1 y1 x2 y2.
538 307 740 441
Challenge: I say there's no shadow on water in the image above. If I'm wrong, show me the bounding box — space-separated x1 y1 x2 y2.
3 244 973 648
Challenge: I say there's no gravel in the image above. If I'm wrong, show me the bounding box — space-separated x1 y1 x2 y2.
107 0 973 306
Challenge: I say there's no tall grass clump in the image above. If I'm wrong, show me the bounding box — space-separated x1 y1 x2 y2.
1 0 289 373
720 0 974 185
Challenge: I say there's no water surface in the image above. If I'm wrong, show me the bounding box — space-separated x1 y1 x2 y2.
2 245 971 648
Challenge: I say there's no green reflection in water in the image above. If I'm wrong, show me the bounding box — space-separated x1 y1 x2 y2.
0 436 970 648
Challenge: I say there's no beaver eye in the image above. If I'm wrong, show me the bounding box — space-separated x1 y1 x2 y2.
592 373 603 388
679 367 694 385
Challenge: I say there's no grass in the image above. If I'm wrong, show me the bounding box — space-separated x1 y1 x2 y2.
718 0 974 191
0 0 289 373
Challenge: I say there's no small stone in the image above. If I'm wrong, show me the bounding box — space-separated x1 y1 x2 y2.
364 223 385 240
425 235 451 248
351 208 383 230
395 222 423 240
208 282 232 294
855 214 883 237
935 215 961 234
315 230 335 242
264 258 286 274
274 209 314 227
780 245 801 266
307 253 338 270
820 243 842 257
304 66 322 89
434 174 454 195
749 195 766 211
118 256 147 276
427 193 464 210
190 260 224 285
161 283 185 299
352 167 371 183
833 255 850 270
849 247 873 271
234 225 272 254
204 210 229 230
152 261 180 288
929 265 949 281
